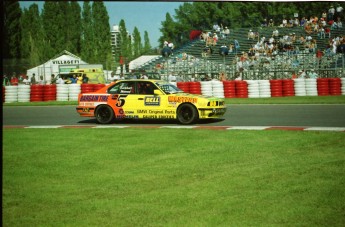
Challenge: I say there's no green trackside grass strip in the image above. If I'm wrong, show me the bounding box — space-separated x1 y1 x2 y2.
3 128 345 226
3 95 345 106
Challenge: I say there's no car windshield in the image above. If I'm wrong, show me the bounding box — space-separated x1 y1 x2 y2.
155 82 183 94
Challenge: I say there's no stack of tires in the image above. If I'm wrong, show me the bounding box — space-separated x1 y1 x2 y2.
258 80 271 98
294 78 307 96
81 84 94 93
30 85 44 102
270 79 283 97
200 81 213 96
305 78 318 96
5 86 18 103
68 84 81 101
235 80 248 98
56 84 69 101
246 80 260 98
43 84 57 101
223 81 236 98
341 78 345 95
317 78 329 96
93 84 106 92
212 81 224 98
189 82 201 94
18 85 30 102
177 82 190 93
282 79 295 96
329 78 341 96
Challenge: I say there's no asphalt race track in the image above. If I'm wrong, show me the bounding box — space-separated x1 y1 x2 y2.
3 104 345 128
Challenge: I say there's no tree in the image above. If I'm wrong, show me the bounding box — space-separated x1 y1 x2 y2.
143 31 151 54
159 13 178 47
132 27 142 57
91 1 112 68
66 1 82 54
118 19 131 66
81 1 94 63
4 0 22 59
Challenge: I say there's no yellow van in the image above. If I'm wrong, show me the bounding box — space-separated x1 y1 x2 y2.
62 68 106 84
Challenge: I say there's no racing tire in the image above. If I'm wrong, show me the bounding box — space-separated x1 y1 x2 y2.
177 103 198 125
95 105 114 124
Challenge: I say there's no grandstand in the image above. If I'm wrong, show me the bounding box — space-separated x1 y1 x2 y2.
135 26 345 81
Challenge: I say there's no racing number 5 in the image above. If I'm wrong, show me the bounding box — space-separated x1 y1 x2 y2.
115 95 126 107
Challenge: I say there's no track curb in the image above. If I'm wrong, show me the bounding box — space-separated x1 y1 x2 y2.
3 125 345 132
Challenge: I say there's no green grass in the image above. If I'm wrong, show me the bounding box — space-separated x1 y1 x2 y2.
3 95 345 106
3 128 345 226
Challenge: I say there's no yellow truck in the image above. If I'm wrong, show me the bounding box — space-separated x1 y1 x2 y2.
62 68 106 84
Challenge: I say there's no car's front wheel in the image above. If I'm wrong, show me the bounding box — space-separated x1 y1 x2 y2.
95 105 114 124
177 103 199 124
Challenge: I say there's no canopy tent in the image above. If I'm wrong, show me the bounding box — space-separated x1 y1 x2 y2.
26 50 101 83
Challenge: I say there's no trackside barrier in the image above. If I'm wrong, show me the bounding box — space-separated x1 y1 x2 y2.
3 78 345 102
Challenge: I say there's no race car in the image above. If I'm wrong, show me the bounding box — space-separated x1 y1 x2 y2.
76 80 227 124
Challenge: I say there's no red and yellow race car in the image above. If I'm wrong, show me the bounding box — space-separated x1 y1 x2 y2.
76 80 226 124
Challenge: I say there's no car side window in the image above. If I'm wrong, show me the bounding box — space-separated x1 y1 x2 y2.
138 82 155 95
108 82 136 94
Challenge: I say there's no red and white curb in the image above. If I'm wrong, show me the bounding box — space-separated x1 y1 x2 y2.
3 125 345 132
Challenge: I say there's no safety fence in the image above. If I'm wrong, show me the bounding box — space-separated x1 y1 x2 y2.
3 78 345 103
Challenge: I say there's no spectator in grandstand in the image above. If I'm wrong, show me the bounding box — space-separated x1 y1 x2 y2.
222 26 230 38
287 18 294 27
300 17 307 27
328 5 335 21
298 70 306 78
213 33 218 45
50 74 57 84
272 28 279 37
308 69 318 78
320 18 327 27
336 4 344 20
168 73 176 82
201 75 211 81
268 19 274 27
321 11 327 21
213 22 220 33
234 40 240 53
331 20 339 29
324 26 331 38
337 17 343 28
248 30 254 40
318 27 326 39
305 22 313 34
200 31 208 42
282 18 288 27
168 42 174 50
261 18 268 27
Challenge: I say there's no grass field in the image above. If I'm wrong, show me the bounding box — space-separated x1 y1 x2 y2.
3 128 345 226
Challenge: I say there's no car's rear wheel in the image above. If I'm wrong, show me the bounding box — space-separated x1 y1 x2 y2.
177 103 198 124
95 105 114 124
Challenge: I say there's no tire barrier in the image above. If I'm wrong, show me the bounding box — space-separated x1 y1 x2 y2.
282 79 295 96
81 84 94 93
212 81 225 98
200 81 213 96
5 85 18 103
235 80 248 98
3 78 345 103
223 81 236 98
189 82 201 94
246 80 260 98
258 80 271 98
305 78 318 96
43 84 57 101
56 84 69 101
68 84 81 101
177 82 190 93
341 78 345 95
293 78 307 96
93 84 106 92
329 78 342 96
317 78 329 96
30 85 44 102
270 79 283 97
18 85 30 102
